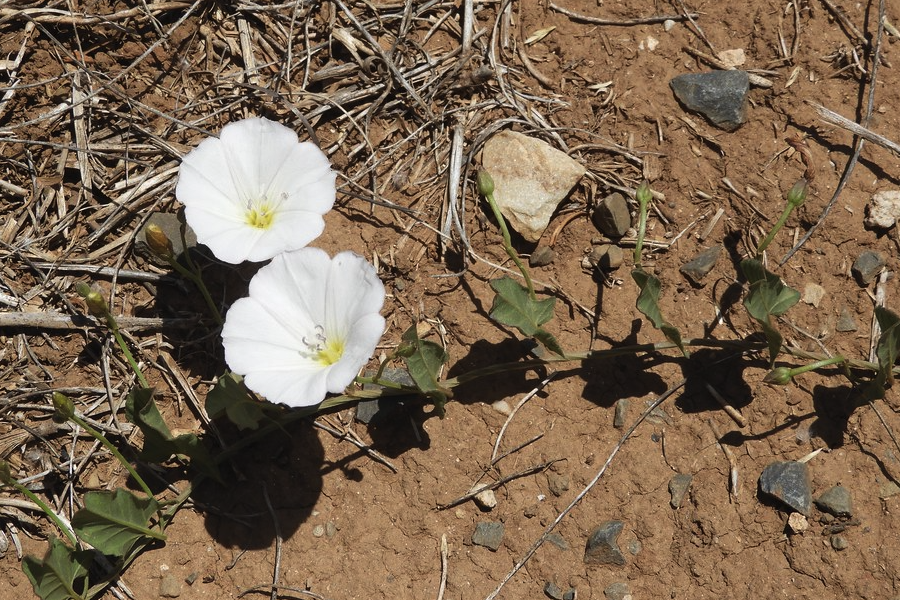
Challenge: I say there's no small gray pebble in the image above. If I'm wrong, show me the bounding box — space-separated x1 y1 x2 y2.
852 251 886 286
680 245 723 285
584 520 626 566
669 473 693 509
472 521 504 551
815 485 853 518
613 398 628 429
530 245 556 267
669 70 750 131
831 534 849 550
759 461 812 516
835 307 858 332
312 524 325 538
544 582 564 600
548 473 570 497
604 582 632 600
592 192 631 238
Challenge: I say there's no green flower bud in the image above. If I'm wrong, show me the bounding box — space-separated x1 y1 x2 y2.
477 170 495 197
787 179 808 208
144 223 174 259
763 367 794 385
75 283 109 319
635 180 652 206
0 459 13 485
52 391 76 420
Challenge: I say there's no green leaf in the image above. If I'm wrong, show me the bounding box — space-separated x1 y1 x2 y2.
400 325 451 416
125 388 221 482
488 277 563 355
205 372 267 430
631 267 687 356
22 537 92 600
741 258 800 364
71 490 164 560
863 307 900 401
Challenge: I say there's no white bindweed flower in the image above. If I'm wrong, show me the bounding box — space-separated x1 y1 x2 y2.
176 117 336 264
221 248 386 407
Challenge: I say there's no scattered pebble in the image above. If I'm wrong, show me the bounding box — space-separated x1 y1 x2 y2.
663 19 676 32
787 512 809 534
482 130 587 242
604 581 632 600
670 70 750 131
815 485 853 518
563 590 576 600
548 472 570 497
836 307 858 332
669 473 693 509
880 481 900 498
613 398 629 429
584 520 626 566
679 245 722 285
159 573 183 598
472 484 498 511
544 582 564 600
717 48 746 67
588 244 625 271
852 251 886 286
864 190 900 229
491 399 512 415
530 245 556 267
831 534 849 551
325 522 337 538
592 192 631 238
472 521 504 551
546 532 570 551
802 282 826 307
312 524 326 538
759 460 813 516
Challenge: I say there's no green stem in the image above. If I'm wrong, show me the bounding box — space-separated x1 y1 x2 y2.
787 355 846 377
165 256 224 326
633 181 651 268
485 190 536 300
756 203 794 257
11 481 78 547
107 317 150 389
67 413 154 499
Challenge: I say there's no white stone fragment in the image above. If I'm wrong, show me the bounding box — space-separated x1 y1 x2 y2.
865 190 900 229
663 19 676 32
717 48 746 67
787 512 809 534
482 130 586 242
801 282 826 307
471 484 497 510
491 399 512 415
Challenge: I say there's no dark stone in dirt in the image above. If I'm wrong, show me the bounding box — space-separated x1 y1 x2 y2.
592 192 631 237
562 590 576 600
472 521 504 551
669 473 693 509
544 582 564 600
604 582 632 600
546 532 570 550
831 534 849 550
530 245 556 267
852 250 885 286
357 369 415 424
588 244 624 271
836 306 858 332
584 520 626 566
613 398 628 429
548 472 570 497
815 485 853 517
759 461 812 515
680 245 722 285
669 70 750 131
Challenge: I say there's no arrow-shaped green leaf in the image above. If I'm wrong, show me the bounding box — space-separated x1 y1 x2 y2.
22 537 92 600
632 267 687 356
71 490 164 560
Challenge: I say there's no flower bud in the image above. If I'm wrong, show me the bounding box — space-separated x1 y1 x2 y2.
763 367 793 385
635 180 652 206
144 223 174 259
0 459 13 485
52 392 76 420
75 283 109 319
787 179 808 208
477 170 495 197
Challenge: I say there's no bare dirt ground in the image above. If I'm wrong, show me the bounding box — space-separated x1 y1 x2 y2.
3 0 900 599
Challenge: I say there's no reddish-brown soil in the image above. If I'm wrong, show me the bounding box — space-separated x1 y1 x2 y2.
2 1 900 599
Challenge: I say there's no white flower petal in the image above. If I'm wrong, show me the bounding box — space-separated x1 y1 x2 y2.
222 248 386 408
175 117 336 264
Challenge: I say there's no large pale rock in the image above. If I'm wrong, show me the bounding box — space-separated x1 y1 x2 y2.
482 131 586 242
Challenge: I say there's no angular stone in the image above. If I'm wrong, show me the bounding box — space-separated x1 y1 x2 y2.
865 190 900 229
613 398 628 429
471 484 498 511
546 532 570 551
530 245 556 267
544 582 564 600
669 473 693 509
592 192 631 237
670 70 750 131
830 534 849 550
547 473 570 497
584 520 626 566
759 461 812 516
836 307 858 332
680 245 722 285
482 130 586 242
815 485 853 517
604 582 632 600
802 282 826 307
852 251 885 286
472 521 504 551
159 573 183 598
588 244 624 272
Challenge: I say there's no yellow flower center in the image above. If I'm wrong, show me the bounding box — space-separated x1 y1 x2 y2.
245 201 276 229
316 338 344 366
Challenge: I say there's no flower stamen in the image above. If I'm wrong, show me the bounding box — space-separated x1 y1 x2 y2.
245 199 276 229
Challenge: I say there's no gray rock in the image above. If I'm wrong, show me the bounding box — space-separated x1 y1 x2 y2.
588 244 624 271
604 582 632 600
530 245 556 267
669 473 693 509
584 520 626 566
548 472 570 497
865 190 900 229
546 532 570 551
815 485 853 517
472 521 504 551
759 461 812 516
159 573 183 598
836 307 858 332
831 534 849 550
680 245 722 285
613 398 629 429
670 70 750 131
357 369 415 424
562 590 576 600
544 582 564 600
593 192 631 237
482 130 587 242
852 251 885 286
